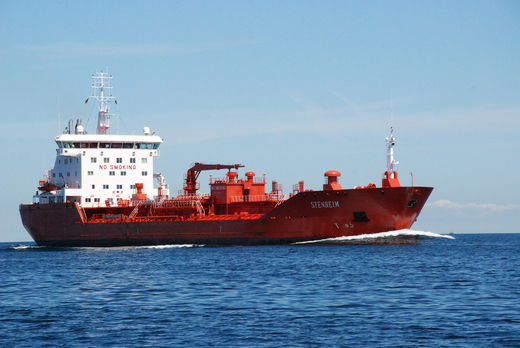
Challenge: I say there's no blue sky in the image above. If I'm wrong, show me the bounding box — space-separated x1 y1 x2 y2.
1 1 519 241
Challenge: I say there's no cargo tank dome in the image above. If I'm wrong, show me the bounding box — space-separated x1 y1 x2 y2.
324 170 341 177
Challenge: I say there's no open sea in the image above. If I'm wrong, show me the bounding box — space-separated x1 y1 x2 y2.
1 231 519 347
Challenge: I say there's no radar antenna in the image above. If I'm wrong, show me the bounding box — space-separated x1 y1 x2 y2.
87 70 116 134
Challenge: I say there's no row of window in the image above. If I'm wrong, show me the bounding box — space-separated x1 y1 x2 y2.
90 184 137 190
87 171 146 176
84 197 129 203
58 142 160 150
57 157 147 165
60 158 79 165
85 198 101 203
53 172 77 177
58 157 148 165
90 157 146 164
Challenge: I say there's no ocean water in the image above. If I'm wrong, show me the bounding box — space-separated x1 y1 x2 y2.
1 231 519 347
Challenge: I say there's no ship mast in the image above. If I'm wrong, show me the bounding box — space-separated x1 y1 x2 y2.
385 126 399 174
381 126 401 188
89 71 115 135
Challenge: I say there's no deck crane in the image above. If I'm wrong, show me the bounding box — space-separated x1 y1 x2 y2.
183 162 244 195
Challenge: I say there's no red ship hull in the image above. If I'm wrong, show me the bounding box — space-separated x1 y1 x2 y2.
20 186 432 247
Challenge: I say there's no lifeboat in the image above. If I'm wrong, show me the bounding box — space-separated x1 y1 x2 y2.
38 180 57 192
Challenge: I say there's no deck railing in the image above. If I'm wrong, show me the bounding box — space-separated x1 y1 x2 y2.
231 194 286 203
210 176 266 184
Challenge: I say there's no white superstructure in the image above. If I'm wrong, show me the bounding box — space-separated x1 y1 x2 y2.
34 72 164 207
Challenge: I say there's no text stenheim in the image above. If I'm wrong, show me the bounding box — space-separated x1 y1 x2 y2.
310 201 340 208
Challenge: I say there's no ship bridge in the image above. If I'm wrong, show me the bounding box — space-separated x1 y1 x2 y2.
55 134 162 154
44 131 163 206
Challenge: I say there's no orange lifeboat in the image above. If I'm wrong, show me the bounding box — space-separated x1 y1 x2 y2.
38 180 57 192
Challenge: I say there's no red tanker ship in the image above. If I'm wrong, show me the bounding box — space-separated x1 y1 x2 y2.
19 72 432 246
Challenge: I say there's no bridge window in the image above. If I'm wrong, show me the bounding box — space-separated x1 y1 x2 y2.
112 143 122 148
123 143 133 149
80 143 88 148
89 143 98 148
100 143 110 149
138 143 153 150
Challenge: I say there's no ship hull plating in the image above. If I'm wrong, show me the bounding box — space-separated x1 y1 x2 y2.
20 187 432 247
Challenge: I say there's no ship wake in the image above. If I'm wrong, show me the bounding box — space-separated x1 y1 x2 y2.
10 244 204 251
294 229 454 245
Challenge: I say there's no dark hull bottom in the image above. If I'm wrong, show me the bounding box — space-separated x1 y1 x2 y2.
20 187 432 247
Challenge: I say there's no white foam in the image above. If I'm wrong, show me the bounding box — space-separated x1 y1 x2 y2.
11 244 41 250
78 244 204 251
137 244 203 249
294 229 455 244
10 244 203 251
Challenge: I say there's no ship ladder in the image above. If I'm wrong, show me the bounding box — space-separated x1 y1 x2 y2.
274 195 286 208
129 202 142 220
195 199 205 216
75 202 87 224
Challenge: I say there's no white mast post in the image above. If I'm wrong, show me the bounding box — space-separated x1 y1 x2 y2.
385 126 399 175
89 71 115 135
